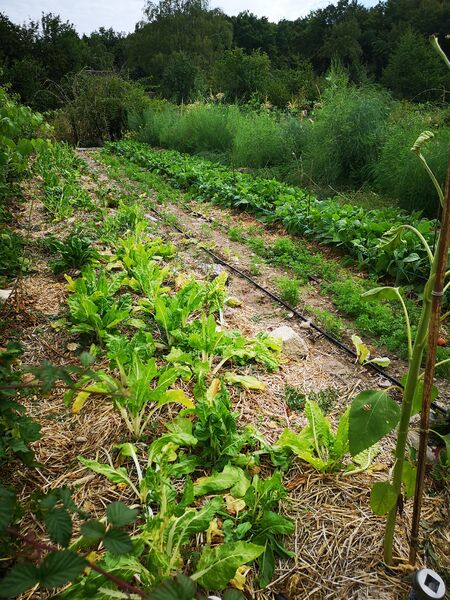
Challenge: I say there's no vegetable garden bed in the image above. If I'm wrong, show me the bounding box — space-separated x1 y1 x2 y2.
1 141 448 599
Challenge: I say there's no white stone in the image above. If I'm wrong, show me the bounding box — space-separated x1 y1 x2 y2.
270 325 308 359
0 289 12 302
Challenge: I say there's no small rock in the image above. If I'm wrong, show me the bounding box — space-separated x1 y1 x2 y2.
270 325 308 359
407 431 437 463
0 289 12 302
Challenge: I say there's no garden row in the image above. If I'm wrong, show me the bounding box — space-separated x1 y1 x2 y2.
100 143 450 376
2 141 394 598
108 140 439 285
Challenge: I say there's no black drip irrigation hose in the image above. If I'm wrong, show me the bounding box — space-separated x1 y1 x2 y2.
86 150 448 415
144 203 448 416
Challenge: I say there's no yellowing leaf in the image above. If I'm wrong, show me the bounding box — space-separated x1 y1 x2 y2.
224 494 246 515
351 334 370 365
224 372 266 391
226 297 243 307
207 379 221 404
230 565 249 590
206 518 224 544
164 389 194 409
64 274 76 291
72 391 91 414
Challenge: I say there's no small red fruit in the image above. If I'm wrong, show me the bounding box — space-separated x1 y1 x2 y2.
436 337 446 347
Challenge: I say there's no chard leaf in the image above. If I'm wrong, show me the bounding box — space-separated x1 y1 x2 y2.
78 456 132 487
224 373 266 390
333 407 350 459
192 541 264 590
351 334 370 364
166 496 223 556
194 465 250 498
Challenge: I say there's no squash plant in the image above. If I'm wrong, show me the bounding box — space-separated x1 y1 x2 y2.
348 129 449 564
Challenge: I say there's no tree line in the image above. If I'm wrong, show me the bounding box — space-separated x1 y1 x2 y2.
1 0 449 110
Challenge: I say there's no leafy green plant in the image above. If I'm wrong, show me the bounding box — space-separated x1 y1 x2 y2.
66 351 193 437
275 276 301 306
277 400 379 474
0 229 26 277
65 268 131 342
48 232 100 274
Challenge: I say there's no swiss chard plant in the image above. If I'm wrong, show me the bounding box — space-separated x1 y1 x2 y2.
276 400 379 474
65 268 132 342
66 350 194 437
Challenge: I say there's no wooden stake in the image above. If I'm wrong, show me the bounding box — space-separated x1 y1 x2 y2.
409 152 450 565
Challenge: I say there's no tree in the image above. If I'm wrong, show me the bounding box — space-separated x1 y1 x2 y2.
161 52 197 102
382 28 450 100
214 48 271 100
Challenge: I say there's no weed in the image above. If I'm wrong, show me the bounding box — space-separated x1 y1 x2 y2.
48 232 100 274
229 226 243 242
306 305 344 338
275 276 301 306
249 255 263 276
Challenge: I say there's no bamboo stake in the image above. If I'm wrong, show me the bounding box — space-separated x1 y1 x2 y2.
409 152 450 565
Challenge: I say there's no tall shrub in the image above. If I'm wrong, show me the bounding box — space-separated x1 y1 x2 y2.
304 73 391 185
373 109 450 216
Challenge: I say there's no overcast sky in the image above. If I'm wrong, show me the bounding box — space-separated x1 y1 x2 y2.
2 0 379 35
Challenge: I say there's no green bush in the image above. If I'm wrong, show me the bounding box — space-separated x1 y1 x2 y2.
230 110 289 167
304 75 391 185
373 109 450 216
58 71 151 146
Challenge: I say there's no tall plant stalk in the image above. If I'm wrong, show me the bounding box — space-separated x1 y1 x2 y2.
383 268 435 563
383 33 450 565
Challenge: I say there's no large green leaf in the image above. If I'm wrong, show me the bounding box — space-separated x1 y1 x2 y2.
370 482 397 516
148 575 197 600
362 286 402 303
192 541 264 590
193 465 250 498
276 428 325 471
39 550 86 589
80 519 106 541
103 528 133 555
257 540 275 589
0 563 39 597
166 496 223 556
349 390 400 456
78 456 132 486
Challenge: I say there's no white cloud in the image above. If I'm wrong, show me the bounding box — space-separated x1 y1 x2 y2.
1 0 379 34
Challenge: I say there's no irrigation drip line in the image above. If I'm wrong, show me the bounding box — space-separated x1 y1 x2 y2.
86 150 448 415
144 202 448 416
